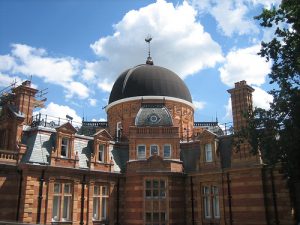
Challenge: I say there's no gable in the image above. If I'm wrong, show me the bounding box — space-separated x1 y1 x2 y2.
56 122 77 134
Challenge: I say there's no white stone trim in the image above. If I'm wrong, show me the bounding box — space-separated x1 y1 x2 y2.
106 96 195 112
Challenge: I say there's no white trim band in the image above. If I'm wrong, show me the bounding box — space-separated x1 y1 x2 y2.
106 96 195 112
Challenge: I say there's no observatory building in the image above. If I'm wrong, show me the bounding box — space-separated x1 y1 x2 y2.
0 48 295 225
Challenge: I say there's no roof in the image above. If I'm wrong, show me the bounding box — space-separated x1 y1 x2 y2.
108 64 192 104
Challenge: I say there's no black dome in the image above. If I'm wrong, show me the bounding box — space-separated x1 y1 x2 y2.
108 64 192 104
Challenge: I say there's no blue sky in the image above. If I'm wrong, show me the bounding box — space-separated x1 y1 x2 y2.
0 0 279 125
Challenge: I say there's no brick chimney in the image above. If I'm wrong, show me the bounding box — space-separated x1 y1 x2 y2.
227 81 261 166
12 80 38 125
227 80 254 132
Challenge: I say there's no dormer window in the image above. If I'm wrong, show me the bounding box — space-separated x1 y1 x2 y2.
61 137 69 157
205 143 213 162
98 144 105 162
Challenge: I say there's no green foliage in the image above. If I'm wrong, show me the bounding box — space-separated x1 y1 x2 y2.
242 0 300 180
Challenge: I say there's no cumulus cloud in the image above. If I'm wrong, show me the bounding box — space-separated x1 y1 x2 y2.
252 86 273 109
0 44 90 100
190 0 280 36
219 45 271 87
36 102 82 123
84 0 223 92
0 73 23 88
88 98 97 107
193 100 206 110
224 98 233 120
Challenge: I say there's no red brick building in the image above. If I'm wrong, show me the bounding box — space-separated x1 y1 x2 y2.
0 58 295 225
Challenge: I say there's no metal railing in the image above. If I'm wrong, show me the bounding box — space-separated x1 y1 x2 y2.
31 113 82 129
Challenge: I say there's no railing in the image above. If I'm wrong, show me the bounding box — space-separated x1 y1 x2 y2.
31 113 82 129
194 121 218 127
0 150 18 162
82 121 108 127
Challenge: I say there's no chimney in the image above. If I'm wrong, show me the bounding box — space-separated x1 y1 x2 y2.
227 80 254 132
12 80 38 125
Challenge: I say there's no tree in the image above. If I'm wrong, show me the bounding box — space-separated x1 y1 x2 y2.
238 0 300 221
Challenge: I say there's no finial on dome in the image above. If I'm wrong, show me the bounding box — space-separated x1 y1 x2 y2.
145 35 154 65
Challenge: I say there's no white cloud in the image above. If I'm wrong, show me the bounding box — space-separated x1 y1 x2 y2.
190 0 280 36
0 44 90 100
224 98 233 120
88 98 97 106
36 102 82 123
0 55 16 71
11 44 79 84
0 73 23 88
252 86 273 109
219 45 271 87
65 81 90 99
85 0 223 92
193 100 206 110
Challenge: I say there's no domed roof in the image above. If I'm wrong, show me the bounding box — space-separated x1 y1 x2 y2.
108 64 192 104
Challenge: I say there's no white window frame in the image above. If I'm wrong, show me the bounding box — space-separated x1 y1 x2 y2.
61 137 69 158
93 185 109 221
202 185 220 220
205 143 213 162
163 144 171 158
145 179 166 199
203 186 211 219
150 144 159 156
52 183 72 222
212 186 220 218
137 145 146 159
98 144 105 162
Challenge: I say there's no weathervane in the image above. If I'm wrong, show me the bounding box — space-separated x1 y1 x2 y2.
145 35 153 65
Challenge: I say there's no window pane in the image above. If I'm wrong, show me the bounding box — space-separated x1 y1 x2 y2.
102 186 108 196
205 144 212 162
54 183 61 194
213 195 220 218
99 145 104 162
61 138 68 157
153 190 159 197
163 145 171 158
204 196 211 218
146 190 152 197
153 212 159 222
160 180 165 188
101 198 107 219
93 197 99 220
94 186 100 195
64 184 71 194
146 180 151 188
160 190 166 198
150 145 158 156
161 212 166 221
146 213 152 222
203 186 210 195
138 145 146 159
212 186 219 194
62 196 71 220
52 196 60 221
153 180 159 188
